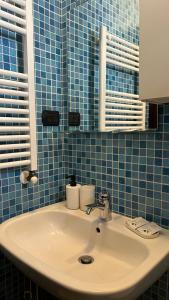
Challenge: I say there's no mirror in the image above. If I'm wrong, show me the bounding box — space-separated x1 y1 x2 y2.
67 0 99 132
66 0 156 133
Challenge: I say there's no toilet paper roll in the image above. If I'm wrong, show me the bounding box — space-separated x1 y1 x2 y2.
80 185 95 211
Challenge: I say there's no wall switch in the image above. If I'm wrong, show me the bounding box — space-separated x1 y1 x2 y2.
68 112 80 126
148 104 158 129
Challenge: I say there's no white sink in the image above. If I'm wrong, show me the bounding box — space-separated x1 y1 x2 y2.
0 202 169 300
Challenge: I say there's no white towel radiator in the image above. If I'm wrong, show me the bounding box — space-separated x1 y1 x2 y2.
0 0 37 171
99 25 146 132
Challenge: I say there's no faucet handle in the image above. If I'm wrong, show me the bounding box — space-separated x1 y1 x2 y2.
86 203 98 215
98 190 110 205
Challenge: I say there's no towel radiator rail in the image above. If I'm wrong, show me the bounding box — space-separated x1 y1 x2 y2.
0 0 37 170
99 25 146 132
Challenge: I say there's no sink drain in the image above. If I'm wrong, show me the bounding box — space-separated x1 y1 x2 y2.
78 255 94 264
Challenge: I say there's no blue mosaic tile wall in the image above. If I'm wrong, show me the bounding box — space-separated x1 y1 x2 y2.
64 0 169 299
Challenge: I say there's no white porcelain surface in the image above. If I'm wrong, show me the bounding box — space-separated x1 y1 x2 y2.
0 202 169 300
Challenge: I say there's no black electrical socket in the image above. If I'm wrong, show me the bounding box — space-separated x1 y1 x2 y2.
42 110 60 126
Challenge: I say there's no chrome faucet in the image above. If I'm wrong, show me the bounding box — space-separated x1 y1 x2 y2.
86 191 112 221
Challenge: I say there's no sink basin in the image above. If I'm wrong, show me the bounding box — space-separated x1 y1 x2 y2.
0 202 169 300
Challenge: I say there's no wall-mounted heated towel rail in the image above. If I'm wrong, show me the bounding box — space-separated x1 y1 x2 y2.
99 25 146 132
0 0 37 170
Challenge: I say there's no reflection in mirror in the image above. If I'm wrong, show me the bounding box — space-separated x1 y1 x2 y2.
66 0 157 133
